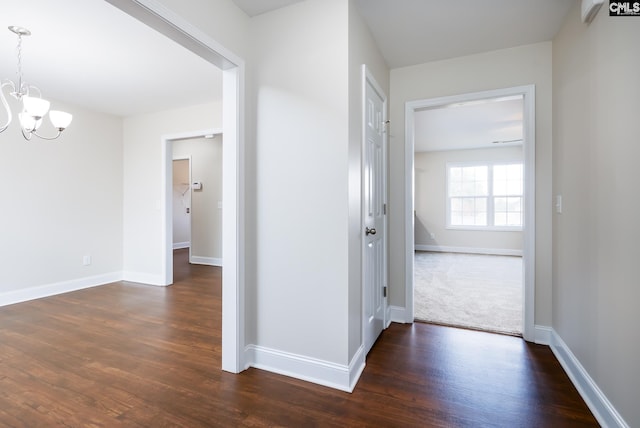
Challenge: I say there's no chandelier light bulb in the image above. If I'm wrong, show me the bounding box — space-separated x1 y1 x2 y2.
0 26 72 140
22 95 50 118
19 111 40 132
49 110 73 130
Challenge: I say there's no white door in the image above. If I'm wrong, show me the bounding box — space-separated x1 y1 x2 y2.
363 66 387 355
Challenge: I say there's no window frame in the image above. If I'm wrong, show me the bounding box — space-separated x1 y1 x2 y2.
446 160 523 232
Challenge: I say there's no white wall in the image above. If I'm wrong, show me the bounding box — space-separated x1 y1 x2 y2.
415 146 523 252
248 0 350 365
155 0 388 387
389 42 553 326
553 3 640 426
122 101 221 283
0 99 123 296
173 136 223 262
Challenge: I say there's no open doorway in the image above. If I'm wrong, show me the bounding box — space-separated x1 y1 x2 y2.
105 0 245 373
413 95 524 335
405 85 536 341
172 135 223 268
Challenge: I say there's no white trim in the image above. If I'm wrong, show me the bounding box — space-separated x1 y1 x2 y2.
0 272 123 307
389 305 411 324
173 241 190 250
108 0 246 375
221 65 245 373
522 86 536 343
534 325 552 345
245 345 365 393
551 330 630 428
405 85 536 342
415 245 522 257
164 129 223 142
105 0 243 69
445 225 523 232
348 345 366 392
190 256 222 267
162 128 222 287
122 271 166 286
404 101 415 323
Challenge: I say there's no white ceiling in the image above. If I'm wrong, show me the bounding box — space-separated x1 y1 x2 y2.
414 96 523 152
1 0 574 126
354 0 575 69
233 0 575 68
1 0 222 117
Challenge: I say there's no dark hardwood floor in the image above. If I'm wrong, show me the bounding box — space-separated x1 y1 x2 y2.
0 249 598 427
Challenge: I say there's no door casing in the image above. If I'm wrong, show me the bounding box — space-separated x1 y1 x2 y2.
404 85 536 341
106 0 245 373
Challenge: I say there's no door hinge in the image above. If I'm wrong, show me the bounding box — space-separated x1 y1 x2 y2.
383 203 387 215
383 286 387 298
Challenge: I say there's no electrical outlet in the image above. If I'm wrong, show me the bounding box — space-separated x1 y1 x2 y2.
556 195 563 214
430 233 436 240
83 255 91 266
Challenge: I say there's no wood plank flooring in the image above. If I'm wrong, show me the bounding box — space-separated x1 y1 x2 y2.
0 249 598 427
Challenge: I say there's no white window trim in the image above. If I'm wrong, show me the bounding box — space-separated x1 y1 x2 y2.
445 160 523 232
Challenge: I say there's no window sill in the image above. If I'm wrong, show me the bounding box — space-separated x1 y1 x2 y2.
446 226 523 232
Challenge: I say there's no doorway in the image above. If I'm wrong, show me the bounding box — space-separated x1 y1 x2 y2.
405 85 536 341
172 135 224 268
105 1 245 373
412 95 524 335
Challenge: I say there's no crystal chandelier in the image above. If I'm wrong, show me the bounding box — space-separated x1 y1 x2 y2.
1 26 73 140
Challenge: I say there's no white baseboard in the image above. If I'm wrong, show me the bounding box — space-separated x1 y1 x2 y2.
534 325 552 345
173 242 190 250
550 329 629 428
389 305 411 324
0 272 122 308
122 271 167 286
415 244 522 257
245 344 365 393
190 256 222 267
348 346 366 391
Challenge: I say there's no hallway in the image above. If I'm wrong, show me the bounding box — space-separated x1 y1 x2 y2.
0 250 596 426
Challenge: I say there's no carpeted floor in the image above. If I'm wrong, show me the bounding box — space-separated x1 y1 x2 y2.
414 251 523 335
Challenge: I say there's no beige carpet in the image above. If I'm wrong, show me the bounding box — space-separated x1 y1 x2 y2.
414 251 523 335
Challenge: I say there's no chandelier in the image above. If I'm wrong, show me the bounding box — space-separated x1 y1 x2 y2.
0 26 72 140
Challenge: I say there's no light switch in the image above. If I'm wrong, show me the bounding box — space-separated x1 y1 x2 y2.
556 195 563 214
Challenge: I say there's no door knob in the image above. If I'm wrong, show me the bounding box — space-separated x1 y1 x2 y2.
365 227 377 236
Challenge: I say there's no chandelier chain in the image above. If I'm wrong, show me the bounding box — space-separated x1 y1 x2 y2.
15 34 24 94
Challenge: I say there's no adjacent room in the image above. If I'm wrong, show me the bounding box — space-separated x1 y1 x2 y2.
412 95 525 335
